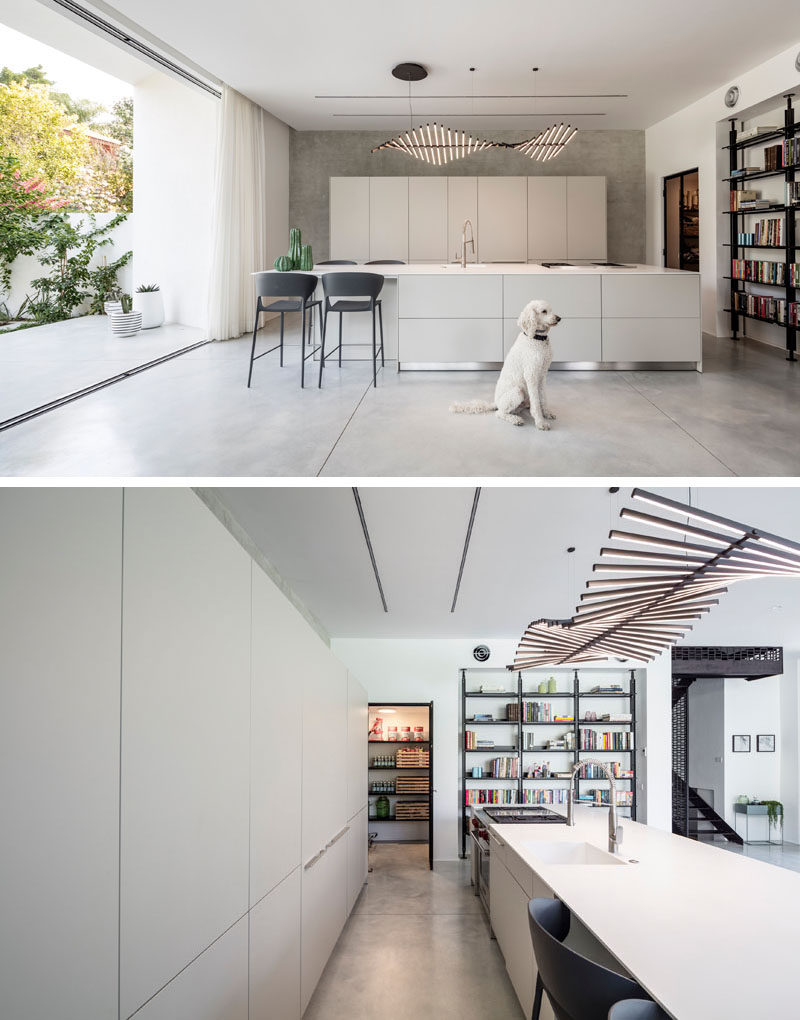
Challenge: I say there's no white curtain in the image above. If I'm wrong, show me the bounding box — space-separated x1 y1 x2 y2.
207 86 268 340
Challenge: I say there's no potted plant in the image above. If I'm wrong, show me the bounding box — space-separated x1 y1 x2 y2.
103 285 123 317
110 293 142 337
133 283 164 329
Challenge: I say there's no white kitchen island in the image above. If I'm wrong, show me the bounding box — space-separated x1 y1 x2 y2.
485 807 800 1019
271 263 702 371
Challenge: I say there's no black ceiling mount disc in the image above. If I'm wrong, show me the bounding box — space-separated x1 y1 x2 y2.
392 62 428 82
473 644 491 662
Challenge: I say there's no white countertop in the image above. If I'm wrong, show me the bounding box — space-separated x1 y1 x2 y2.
254 262 691 277
490 809 800 1019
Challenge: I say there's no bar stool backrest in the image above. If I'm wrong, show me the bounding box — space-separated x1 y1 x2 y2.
528 899 647 1020
322 272 384 302
316 260 358 265
608 1001 668 1020
255 272 318 302
365 260 406 264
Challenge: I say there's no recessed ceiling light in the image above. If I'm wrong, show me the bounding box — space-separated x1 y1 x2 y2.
377 708 397 713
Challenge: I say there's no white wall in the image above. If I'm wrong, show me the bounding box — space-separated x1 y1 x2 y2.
688 678 725 811
5 212 133 318
645 40 800 336
332 638 669 860
133 72 218 329
264 110 291 268
724 674 782 834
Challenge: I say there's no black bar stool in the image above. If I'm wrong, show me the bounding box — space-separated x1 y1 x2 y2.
247 272 321 389
609 1002 669 1019
365 260 406 265
316 260 358 265
528 898 652 1020
318 272 385 388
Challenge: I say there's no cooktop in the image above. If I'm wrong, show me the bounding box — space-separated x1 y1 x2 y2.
482 806 566 824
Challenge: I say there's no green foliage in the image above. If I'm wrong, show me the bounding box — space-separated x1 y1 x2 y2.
87 252 133 315
120 293 133 314
762 800 783 828
50 91 106 124
28 213 130 323
0 65 51 86
136 283 160 292
104 97 133 148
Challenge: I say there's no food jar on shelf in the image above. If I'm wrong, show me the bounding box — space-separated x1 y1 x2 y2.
376 795 390 819
413 727 425 741
387 726 398 741
400 726 411 741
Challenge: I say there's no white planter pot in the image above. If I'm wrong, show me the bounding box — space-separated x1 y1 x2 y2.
133 291 165 329
110 311 143 337
104 300 122 317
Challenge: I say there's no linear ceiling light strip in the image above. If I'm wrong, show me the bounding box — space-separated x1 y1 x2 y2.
451 488 482 614
352 488 388 613
510 488 800 668
50 0 221 97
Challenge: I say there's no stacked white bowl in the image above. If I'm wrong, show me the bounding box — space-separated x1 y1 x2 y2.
109 310 143 337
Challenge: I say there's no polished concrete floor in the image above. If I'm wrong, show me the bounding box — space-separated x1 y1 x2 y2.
304 843 523 1020
3 316 800 476
718 837 800 873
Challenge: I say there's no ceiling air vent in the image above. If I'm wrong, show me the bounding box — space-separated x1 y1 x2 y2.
473 645 491 663
724 86 740 109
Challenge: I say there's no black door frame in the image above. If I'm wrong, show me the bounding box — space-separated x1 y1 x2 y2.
663 167 699 271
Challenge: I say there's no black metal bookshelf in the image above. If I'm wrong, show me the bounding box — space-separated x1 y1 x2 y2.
726 94 798 360
367 701 433 868
459 668 638 858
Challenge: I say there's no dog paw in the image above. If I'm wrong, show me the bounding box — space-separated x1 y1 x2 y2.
536 421 551 431
544 412 557 420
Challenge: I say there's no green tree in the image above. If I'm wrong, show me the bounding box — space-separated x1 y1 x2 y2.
0 80 89 200
0 64 51 86
50 91 106 124
104 97 133 147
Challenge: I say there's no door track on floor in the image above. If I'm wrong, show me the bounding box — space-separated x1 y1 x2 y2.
0 340 211 433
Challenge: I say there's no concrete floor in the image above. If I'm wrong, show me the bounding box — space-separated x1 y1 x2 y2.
3 316 800 476
304 843 522 1020
718 838 800 873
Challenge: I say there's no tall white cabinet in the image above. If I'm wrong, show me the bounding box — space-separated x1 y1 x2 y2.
567 176 607 261
369 177 409 262
409 176 448 262
477 176 527 262
330 176 370 261
1 489 368 1020
527 177 568 261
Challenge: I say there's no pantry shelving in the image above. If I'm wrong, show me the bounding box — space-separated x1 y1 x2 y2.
367 701 434 868
459 666 638 858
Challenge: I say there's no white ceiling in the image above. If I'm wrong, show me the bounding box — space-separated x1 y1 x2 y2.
56 0 800 130
212 487 800 653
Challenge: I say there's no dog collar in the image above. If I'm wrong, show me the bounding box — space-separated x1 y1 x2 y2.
532 333 549 342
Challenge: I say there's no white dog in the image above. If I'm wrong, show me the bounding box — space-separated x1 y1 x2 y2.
450 300 561 428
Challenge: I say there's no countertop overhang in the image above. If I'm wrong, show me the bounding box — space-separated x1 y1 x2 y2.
254 263 690 277
486 808 800 1019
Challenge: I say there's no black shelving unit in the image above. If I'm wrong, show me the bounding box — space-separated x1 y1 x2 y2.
368 701 433 869
726 95 798 360
459 668 638 858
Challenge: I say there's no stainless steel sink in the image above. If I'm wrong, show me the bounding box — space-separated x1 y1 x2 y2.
528 841 628 866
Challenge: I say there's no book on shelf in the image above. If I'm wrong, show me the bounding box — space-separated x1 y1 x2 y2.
471 713 494 721
786 182 800 206
738 125 779 141
599 713 632 723
588 684 625 694
737 218 783 247
579 729 634 751
731 166 761 176
764 143 784 171
478 684 507 693
490 756 519 779
738 200 772 211
732 260 799 285
732 292 800 325
730 190 760 210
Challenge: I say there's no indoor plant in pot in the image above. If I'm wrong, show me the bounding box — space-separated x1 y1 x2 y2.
133 283 165 329
110 293 142 337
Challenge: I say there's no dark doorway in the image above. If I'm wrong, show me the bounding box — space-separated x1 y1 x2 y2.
664 169 699 271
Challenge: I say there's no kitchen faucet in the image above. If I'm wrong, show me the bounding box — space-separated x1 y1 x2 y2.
566 759 623 855
460 219 475 268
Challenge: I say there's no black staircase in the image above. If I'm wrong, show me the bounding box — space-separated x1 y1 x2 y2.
685 782 743 845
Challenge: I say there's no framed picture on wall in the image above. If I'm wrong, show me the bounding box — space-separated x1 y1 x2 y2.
732 734 751 753
757 734 776 753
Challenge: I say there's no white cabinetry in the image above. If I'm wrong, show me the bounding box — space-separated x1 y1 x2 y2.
567 177 607 261
447 176 478 262
409 176 448 262
527 177 568 261
478 176 527 262
601 275 701 363
0 489 122 1020
120 489 251 1020
503 274 602 362
250 870 301 1020
347 806 368 915
490 833 536 1018
369 177 408 262
301 833 348 1013
348 674 369 821
330 177 369 261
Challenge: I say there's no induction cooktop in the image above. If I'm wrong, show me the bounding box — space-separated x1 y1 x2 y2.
482 806 566 824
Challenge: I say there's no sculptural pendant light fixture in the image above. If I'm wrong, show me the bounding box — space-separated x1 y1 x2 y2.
371 64 493 165
510 487 800 669
502 69 578 162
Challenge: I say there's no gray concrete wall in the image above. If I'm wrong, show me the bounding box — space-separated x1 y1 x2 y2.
289 129 645 263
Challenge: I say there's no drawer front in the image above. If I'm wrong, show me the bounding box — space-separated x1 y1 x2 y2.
503 318 601 362
399 274 502 318
400 319 503 363
601 274 700 318
505 845 534 898
602 318 702 362
503 274 601 319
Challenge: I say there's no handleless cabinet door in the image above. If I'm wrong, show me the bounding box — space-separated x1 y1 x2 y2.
347 673 369 820
369 176 408 262
567 177 607 260
409 176 448 261
330 177 369 262
251 870 301 1020
527 177 567 261
478 177 527 262
347 807 368 915
448 176 478 263
301 835 348 1013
